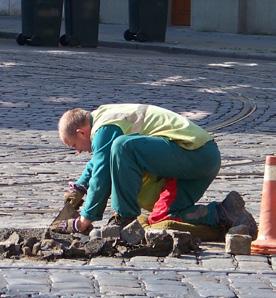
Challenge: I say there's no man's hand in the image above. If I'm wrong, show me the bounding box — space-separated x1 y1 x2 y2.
77 216 92 233
50 216 92 235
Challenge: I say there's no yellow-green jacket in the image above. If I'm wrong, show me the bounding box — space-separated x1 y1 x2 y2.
78 104 213 221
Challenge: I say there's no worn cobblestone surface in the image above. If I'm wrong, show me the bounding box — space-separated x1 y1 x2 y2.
0 39 276 296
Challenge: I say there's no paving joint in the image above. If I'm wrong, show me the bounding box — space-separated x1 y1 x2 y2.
1 264 275 275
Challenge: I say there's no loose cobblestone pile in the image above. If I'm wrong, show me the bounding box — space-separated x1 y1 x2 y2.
0 222 199 261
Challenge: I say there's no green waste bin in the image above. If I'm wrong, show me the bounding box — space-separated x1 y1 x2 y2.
59 0 100 47
16 0 63 46
124 0 168 42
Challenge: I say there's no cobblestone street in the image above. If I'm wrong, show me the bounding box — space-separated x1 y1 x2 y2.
0 38 276 297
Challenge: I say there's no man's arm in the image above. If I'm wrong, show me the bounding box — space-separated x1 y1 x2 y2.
63 161 93 209
80 124 123 222
75 159 94 191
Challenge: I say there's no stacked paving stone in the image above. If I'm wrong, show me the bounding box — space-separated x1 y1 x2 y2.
225 225 253 255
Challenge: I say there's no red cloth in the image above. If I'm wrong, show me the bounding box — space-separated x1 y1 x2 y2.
148 178 182 224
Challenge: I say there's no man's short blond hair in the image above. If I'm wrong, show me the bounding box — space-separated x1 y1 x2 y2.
58 108 90 141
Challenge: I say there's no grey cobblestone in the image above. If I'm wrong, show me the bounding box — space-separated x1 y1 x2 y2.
139 271 192 297
235 254 272 272
197 243 237 271
2 269 50 296
228 273 276 298
237 260 272 271
99 285 144 296
183 273 236 298
93 271 144 296
200 257 236 271
126 256 160 269
0 265 276 296
89 257 125 267
161 255 198 269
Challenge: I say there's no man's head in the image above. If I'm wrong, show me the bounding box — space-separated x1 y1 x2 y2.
58 108 91 153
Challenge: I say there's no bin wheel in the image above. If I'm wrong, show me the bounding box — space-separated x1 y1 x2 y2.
68 37 81 47
124 30 135 41
136 32 147 42
16 33 27 46
59 34 70 46
26 35 41 46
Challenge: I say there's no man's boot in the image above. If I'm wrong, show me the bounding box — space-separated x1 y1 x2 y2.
217 191 258 240
107 213 136 229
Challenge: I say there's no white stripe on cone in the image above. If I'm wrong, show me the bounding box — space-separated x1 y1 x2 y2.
264 165 276 181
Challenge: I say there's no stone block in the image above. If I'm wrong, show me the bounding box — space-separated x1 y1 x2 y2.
39 239 64 260
225 234 252 255
228 225 249 235
40 239 56 250
32 242 41 255
70 239 81 248
167 230 194 257
101 225 120 239
22 246 32 256
0 245 5 254
145 229 196 257
84 238 106 256
89 227 102 239
144 229 174 257
40 248 63 260
4 244 21 258
22 237 38 249
74 233 90 244
0 231 20 247
120 220 145 245
64 246 86 258
145 229 168 246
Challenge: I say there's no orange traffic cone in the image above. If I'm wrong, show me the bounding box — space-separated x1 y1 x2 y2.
251 155 276 254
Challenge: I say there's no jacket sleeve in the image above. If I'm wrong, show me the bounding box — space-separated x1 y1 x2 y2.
75 159 93 191
80 124 123 221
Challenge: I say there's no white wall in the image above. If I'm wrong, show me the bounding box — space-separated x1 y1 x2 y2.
100 0 128 24
191 0 276 35
0 0 10 15
191 0 245 33
246 0 276 35
0 0 20 15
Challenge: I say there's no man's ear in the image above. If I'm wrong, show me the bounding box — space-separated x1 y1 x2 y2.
76 128 85 136
76 126 90 137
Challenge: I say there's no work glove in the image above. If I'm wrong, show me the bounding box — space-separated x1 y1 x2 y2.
64 182 87 210
50 217 93 235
